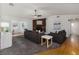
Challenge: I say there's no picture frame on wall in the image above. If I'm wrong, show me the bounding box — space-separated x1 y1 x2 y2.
36 20 42 25
53 22 61 31
13 23 18 27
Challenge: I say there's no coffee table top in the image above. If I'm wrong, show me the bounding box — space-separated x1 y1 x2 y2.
41 35 53 40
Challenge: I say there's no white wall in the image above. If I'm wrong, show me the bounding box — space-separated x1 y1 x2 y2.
46 15 79 37
71 22 79 35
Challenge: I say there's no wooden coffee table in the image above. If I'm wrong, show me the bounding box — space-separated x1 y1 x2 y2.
41 35 53 48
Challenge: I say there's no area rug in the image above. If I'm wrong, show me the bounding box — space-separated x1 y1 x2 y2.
0 36 60 55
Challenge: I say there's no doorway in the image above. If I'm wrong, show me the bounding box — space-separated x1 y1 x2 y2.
71 21 79 36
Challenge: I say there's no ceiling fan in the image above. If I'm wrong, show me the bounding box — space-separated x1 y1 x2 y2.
34 9 42 17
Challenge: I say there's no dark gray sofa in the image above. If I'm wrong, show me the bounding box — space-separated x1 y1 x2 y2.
49 30 67 44
24 29 44 44
24 29 66 44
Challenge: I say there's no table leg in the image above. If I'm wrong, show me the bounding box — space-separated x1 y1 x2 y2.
41 38 46 46
41 38 43 46
51 38 52 45
47 39 52 48
47 39 49 48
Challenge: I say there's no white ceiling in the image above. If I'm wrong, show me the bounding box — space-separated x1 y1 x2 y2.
1 3 79 18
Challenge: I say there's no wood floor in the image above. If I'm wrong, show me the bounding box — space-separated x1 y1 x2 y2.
36 35 79 55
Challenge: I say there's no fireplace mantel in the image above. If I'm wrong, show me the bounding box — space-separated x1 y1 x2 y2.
33 18 46 32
